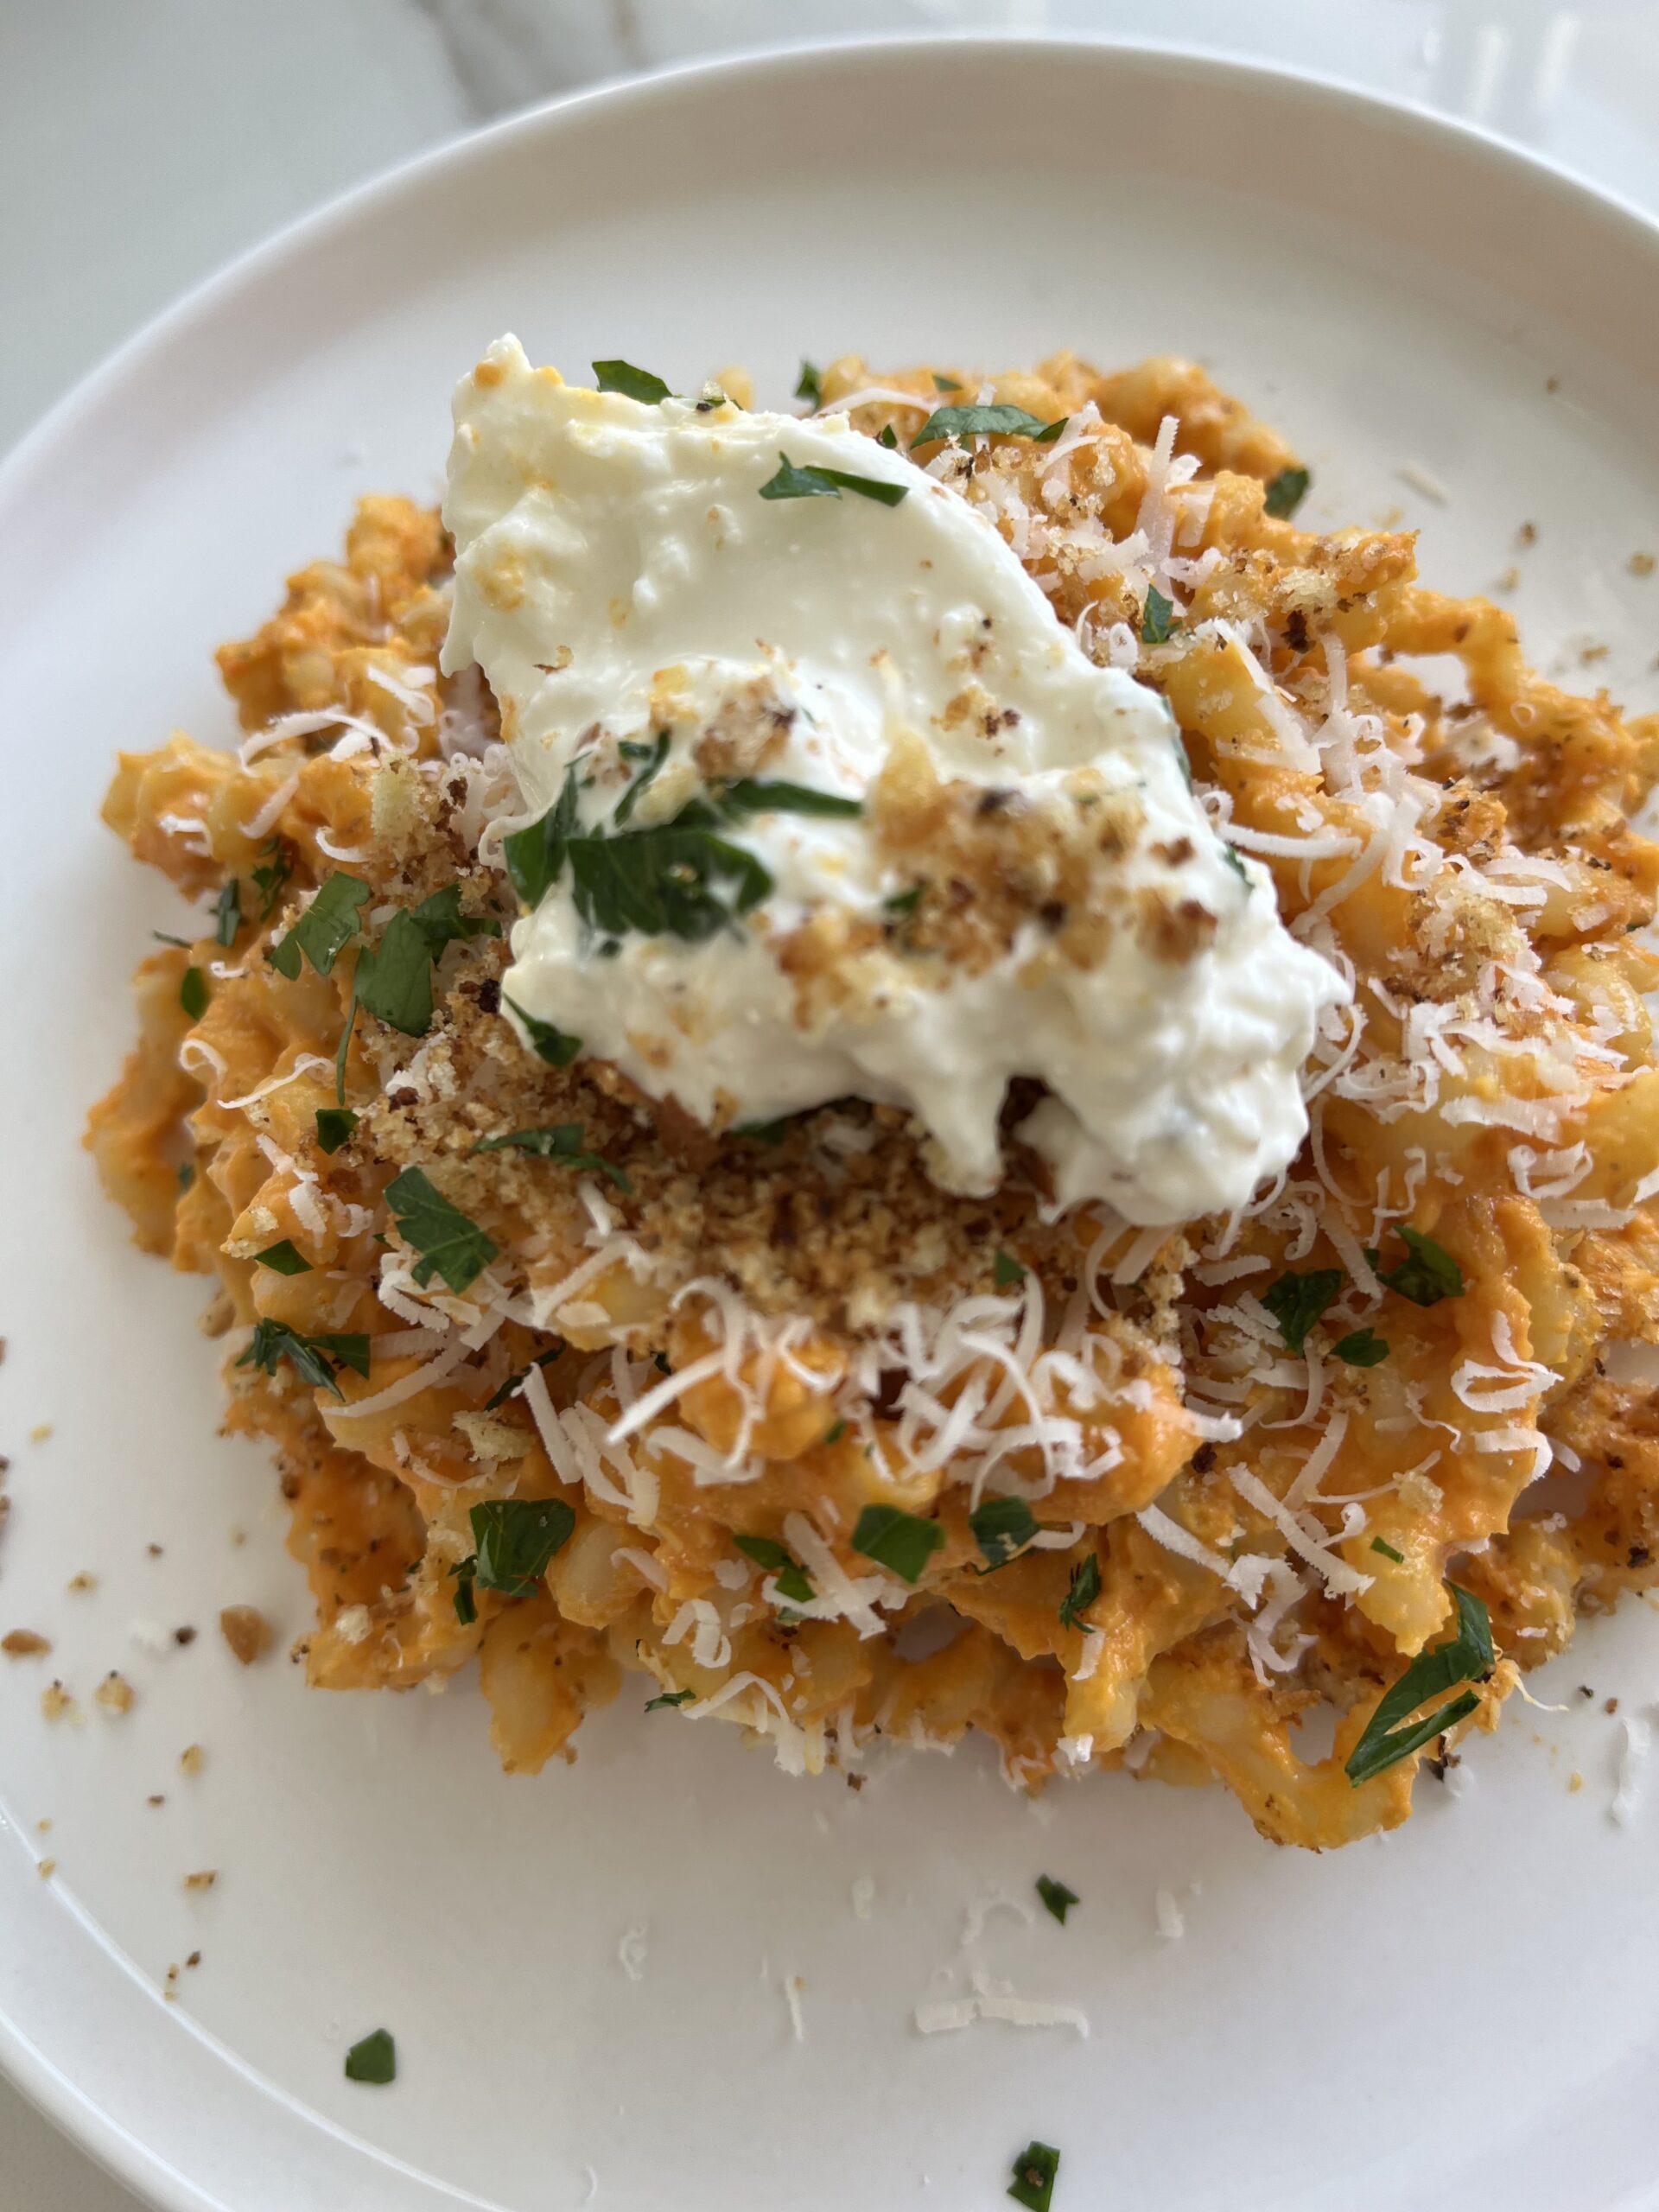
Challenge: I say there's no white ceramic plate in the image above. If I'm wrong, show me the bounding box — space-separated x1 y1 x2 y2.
4 37 1659 2212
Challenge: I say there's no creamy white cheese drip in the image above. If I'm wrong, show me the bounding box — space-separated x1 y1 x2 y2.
441 335 1347 1221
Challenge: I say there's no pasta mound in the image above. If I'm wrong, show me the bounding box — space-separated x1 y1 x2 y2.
86 353 1659 1847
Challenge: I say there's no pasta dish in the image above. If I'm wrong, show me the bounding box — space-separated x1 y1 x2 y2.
86 340 1659 1848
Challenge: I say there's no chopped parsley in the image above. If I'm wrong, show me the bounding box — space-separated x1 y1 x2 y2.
1333 1327 1389 1368
177 1163 194 1192
733 1533 814 1605
408 884 501 952
877 423 899 449
213 879 241 947
1263 464 1311 519
1261 1267 1344 1356
178 966 208 1020
970 1495 1040 1571
1007 2141 1060 2212
823 1420 846 1446
1344 1582 1492 1786
450 1558 477 1624
794 359 824 406
1221 842 1252 887
931 373 963 392
1140 582 1177 645
315 1107 358 1154
467 1496 575 1597
613 731 670 829
850 1503 944 1585
473 1123 632 1193
645 1688 694 1711
253 1240 311 1275
251 836 294 921
505 997 583 1067
482 1344 563 1412
384 1166 499 1294
1035 1875 1079 1925
1369 1225 1465 1307
912 403 1065 446
268 872 369 980
343 2028 396 2085
883 882 925 918
734 1116 791 1144
758 453 908 507
235 1319 370 1401
353 908 432 1036
592 358 671 404
1058 1552 1102 1630
993 1249 1027 1290
152 931 191 948
1370 1536 1405 1563
504 772 580 908
714 778 862 819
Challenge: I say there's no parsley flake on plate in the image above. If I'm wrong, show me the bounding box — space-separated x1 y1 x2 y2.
1007 2140 1060 2212
213 879 241 947
467 1497 575 1597
1344 1582 1493 1785
1264 464 1311 518
794 359 824 407
1369 1225 1464 1306
268 871 369 980
353 908 433 1037
314 1107 358 1154
235 1319 369 1402
505 997 583 1067
343 2028 396 2085
758 452 908 507
713 779 862 819
1140 582 1177 645
645 1688 694 1711
1058 1552 1102 1630
1370 1536 1405 1563
481 1344 563 1412
733 1533 815 1605
408 883 501 952
1333 1327 1389 1367
912 402 1065 447
851 1504 944 1585
993 1249 1027 1290
384 1166 499 1295
1035 1875 1079 1925
251 836 294 922
592 358 671 404
178 966 208 1020
472 1123 632 1193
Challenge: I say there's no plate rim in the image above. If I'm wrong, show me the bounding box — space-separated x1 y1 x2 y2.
6 29 1659 2212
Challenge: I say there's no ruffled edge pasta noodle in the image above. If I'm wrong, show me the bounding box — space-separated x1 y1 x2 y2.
84 351 1659 1847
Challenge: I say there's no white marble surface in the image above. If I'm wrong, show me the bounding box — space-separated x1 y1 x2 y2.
3 2 1658 2203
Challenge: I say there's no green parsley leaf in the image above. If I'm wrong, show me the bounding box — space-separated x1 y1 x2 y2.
251 836 295 922
645 1688 694 1711
385 1166 498 1295
883 882 925 918
823 1420 846 1446
505 774 581 909
931 373 963 393
593 358 670 404
1007 2141 1060 2212
877 423 899 449
315 1107 358 1154
1141 583 1177 645
566 812 772 941
334 998 355 1105
613 731 670 828
343 2029 396 2085
758 453 907 507
409 884 501 952
1221 842 1253 888
466 1496 575 1597
970 1495 1039 1571
1035 1875 1079 1925
482 1344 563 1412
912 403 1064 447
451 1558 478 1624
505 996 584 1067
353 908 433 1037
254 1240 312 1275
1033 416 1070 443
472 1123 632 1194
1058 1551 1102 1630
1370 1536 1405 1563
1261 1267 1344 1356
714 779 862 820
213 879 241 948
177 1162 195 1192
235 1319 370 1402
1344 1583 1493 1786
994 1249 1027 1290
1333 1327 1389 1368
1263 464 1311 519
734 1116 791 1144
152 931 192 948
851 1503 944 1585
269 872 370 980
179 967 208 1020
794 360 824 406
1374 1224 1464 1307
733 1532 815 1605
